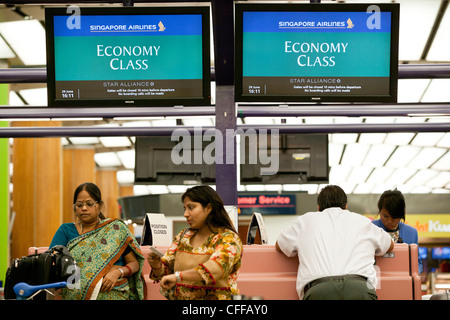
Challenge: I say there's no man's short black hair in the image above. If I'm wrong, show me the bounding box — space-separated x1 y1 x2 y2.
317 185 347 211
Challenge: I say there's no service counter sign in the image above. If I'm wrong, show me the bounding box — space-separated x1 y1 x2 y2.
238 194 296 215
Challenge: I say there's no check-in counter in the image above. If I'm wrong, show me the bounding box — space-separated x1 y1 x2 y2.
29 243 421 300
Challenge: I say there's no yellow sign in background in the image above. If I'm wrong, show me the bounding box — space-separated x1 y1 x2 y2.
404 214 450 238
365 214 450 238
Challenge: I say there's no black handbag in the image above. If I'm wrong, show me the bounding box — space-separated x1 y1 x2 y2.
4 245 77 300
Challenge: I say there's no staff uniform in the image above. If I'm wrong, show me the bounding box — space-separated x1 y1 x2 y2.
277 207 392 299
372 219 423 274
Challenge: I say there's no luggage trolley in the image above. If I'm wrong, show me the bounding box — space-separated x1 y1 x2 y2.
13 281 67 300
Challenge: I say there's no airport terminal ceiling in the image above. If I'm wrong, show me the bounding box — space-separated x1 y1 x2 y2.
0 0 450 195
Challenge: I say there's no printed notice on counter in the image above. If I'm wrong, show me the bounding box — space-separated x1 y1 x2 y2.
141 213 171 246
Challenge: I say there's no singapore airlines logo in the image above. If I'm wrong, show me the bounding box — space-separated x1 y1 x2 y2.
346 18 354 28
158 21 166 31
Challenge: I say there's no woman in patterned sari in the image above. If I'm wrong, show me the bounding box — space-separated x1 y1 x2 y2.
147 185 243 300
50 182 145 300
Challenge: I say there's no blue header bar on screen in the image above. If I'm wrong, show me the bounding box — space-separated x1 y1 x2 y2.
243 11 391 33
53 14 203 37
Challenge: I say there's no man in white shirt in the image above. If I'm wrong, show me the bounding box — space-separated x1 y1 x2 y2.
276 185 394 300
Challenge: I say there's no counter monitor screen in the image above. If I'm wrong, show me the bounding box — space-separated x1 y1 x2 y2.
45 6 211 106
235 3 399 103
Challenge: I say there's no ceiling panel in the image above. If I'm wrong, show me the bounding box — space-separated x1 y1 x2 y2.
0 2 449 195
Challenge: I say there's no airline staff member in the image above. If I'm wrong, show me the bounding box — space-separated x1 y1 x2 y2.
372 189 423 274
276 185 394 300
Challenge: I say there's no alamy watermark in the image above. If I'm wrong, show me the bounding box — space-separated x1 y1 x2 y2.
171 127 280 176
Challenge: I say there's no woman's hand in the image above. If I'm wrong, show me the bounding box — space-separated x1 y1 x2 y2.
101 267 122 292
160 274 177 290
147 252 162 270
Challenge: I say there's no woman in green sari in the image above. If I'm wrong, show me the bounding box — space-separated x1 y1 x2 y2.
50 182 145 300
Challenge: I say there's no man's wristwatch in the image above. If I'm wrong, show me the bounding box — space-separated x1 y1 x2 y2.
175 271 182 283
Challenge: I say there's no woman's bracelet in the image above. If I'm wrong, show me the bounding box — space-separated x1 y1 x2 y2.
118 267 124 279
124 265 132 276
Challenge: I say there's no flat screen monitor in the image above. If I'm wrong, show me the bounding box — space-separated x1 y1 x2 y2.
134 136 216 185
234 3 399 103
118 194 160 221
45 6 211 107
432 247 450 260
240 133 329 184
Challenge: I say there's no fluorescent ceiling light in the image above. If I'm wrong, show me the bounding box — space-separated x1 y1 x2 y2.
411 132 446 147
396 184 414 194
329 165 352 184
0 19 46 65
150 119 177 126
264 184 283 192
384 168 417 186
395 117 428 123
338 182 356 195
432 188 450 194
363 144 396 167
431 151 450 171
120 120 153 127
116 170 134 184
409 186 432 194
94 152 122 167
421 79 450 102
347 166 373 184
352 183 374 194
436 133 450 148
358 133 386 145
147 185 169 194
297 184 319 194
383 132 415 146
18 88 47 106
167 185 189 193
426 171 450 189
364 117 396 124
242 117 275 125
397 79 430 103
133 185 150 195
371 184 395 195
304 117 334 124
426 3 450 61
99 136 132 147
8 91 25 106
340 143 370 166
68 137 100 145
385 145 421 168
282 184 303 192
407 147 446 169
407 169 439 186
330 133 358 144
54 118 103 122
328 143 344 166
61 138 69 146
397 0 441 61
177 116 215 127
366 167 394 184
0 36 15 59
333 117 362 124
284 118 303 125
245 184 266 192
116 149 135 169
